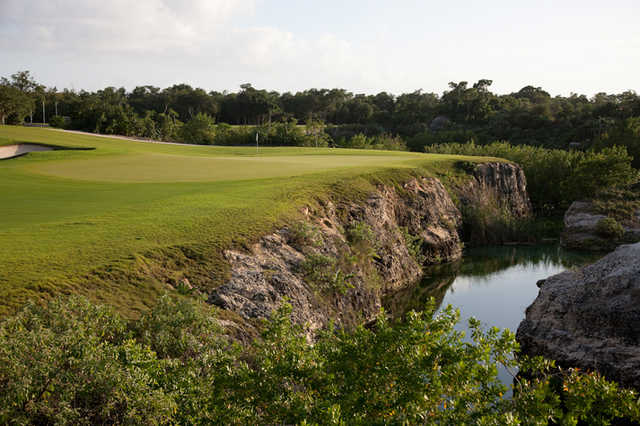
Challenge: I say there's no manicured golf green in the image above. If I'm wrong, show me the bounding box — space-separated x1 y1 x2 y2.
0 125 497 317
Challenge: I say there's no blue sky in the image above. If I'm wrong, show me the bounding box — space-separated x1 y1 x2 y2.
1 0 638 96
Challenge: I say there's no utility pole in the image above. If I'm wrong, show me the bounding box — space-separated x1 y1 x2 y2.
42 99 45 124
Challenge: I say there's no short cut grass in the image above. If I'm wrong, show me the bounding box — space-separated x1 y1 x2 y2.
0 125 500 317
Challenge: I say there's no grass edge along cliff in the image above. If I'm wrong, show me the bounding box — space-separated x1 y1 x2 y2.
1 125 511 319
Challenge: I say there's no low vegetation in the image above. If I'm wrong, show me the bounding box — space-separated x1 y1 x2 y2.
592 185 640 225
400 226 426 264
1 295 638 424
595 217 625 240
425 141 638 216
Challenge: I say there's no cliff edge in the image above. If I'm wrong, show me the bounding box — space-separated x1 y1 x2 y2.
210 162 531 334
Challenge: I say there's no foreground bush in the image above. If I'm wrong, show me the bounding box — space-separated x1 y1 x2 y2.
0 298 175 425
1 296 639 424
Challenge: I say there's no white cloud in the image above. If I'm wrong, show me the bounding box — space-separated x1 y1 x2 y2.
0 0 256 52
0 0 386 92
1 0 639 95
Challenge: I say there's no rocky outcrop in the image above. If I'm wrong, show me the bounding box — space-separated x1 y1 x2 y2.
210 162 531 334
209 177 461 334
469 162 532 218
516 242 640 389
454 162 532 245
561 201 640 251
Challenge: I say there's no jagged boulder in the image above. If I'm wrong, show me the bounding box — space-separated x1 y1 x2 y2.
561 201 640 251
516 242 640 389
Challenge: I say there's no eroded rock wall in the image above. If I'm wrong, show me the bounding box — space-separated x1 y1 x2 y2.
468 162 532 218
209 162 531 334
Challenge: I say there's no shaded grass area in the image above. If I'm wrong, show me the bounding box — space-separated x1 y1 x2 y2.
0 125 500 317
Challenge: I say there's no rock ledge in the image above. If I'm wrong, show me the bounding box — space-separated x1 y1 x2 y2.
517 242 640 389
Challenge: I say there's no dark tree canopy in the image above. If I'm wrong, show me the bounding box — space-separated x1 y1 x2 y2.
3 70 640 160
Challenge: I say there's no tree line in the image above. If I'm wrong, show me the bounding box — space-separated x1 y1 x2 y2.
1 70 639 154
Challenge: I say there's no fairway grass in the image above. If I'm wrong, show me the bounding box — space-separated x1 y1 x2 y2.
0 125 499 317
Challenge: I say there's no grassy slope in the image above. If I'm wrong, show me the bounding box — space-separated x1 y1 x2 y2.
0 126 499 317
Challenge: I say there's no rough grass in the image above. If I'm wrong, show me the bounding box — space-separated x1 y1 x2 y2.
0 125 499 318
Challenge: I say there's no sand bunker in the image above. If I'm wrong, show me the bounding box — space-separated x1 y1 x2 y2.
0 144 55 159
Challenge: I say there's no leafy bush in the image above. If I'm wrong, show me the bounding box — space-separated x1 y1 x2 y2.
338 133 407 151
400 226 426 264
2 296 639 424
456 160 477 173
596 217 625 239
48 115 67 128
180 112 216 144
286 221 321 250
593 185 640 225
298 253 354 294
0 297 175 425
407 128 477 151
346 221 375 245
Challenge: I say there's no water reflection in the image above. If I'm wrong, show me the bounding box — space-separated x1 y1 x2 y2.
384 244 601 388
385 245 601 324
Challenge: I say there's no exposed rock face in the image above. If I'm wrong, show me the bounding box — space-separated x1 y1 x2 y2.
561 201 640 251
516 242 640 389
469 162 532 218
210 177 460 334
210 162 531 334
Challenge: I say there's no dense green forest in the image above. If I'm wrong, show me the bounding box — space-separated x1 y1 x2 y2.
2 71 639 160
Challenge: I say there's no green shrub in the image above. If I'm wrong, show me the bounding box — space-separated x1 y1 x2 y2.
0 297 175 425
346 221 374 245
346 221 378 263
339 133 407 151
2 296 640 424
456 160 477 174
48 115 66 128
298 253 354 294
286 221 321 250
400 226 426 264
593 185 640 225
180 112 216 144
596 217 625 239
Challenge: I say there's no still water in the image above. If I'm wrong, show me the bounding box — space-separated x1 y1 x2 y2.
385 244 602 385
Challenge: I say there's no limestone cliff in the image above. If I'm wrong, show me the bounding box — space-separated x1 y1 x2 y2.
209 162 531 334
466 162 531 218
517 242 640 389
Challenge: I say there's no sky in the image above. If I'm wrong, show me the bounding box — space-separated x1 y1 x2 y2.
1 0 638 96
